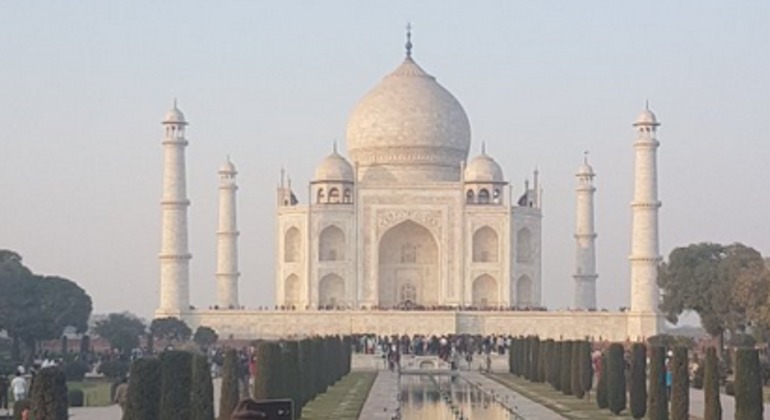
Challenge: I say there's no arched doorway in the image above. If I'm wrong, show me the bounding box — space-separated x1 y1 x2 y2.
378 220 439 307
472 226 498 263
284 274 300 308
319 274 344 307
472 274 498 307
319 225 345 261
284 227 301 262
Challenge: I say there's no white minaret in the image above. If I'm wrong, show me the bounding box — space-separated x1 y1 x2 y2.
216 158 240 309
158 101 192 315
629 105 662 317
574 154 597 310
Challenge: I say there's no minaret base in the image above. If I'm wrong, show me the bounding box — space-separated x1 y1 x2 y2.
626 311 664 341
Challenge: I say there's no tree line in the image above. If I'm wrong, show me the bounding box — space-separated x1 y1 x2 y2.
508 336 764 419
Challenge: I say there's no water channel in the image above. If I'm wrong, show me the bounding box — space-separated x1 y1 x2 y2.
399 374 515 420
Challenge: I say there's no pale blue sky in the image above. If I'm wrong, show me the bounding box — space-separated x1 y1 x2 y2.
1 2 768 319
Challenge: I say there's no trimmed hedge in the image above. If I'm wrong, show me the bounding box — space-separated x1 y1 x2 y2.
191 353 215 420
647 345 668 420
67 389 84 408
670 346 689 420
30 366 68 420
571 341 583 398
596 352 608 409
560 341 573 395
703 347 721 420
218 349 240 420
578 341 593 397
735 347 763 420
124 358 161 420
159 350 192 420
606 343 626 415
629 343 647 419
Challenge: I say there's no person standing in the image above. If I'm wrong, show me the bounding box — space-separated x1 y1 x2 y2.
10 373 27 403
114 377 129 414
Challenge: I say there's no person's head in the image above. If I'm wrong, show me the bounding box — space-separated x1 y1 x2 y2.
230 398 267 420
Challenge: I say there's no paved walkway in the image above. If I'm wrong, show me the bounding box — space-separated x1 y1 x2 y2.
463 371 568 420
358 371 400 420
689 387 770 420
69 405 122 419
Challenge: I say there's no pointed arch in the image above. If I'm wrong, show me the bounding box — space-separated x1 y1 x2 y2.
284 227 301 263
284 274 300 307
478 188 490 204
319 274 344 307
378 220 439 307
319 225 345 261
516 275 533 307
516 228 533 263
472 274 498 307
472 226 498 263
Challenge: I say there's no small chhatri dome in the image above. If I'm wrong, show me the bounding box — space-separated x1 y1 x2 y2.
465 147 504 183
346 27 471 183
314 148 354 182
219 158 237 174
633 102 659 126
576 151 594 176
163 99 187 125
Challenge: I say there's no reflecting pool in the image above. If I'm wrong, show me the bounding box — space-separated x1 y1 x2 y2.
399 374 513 419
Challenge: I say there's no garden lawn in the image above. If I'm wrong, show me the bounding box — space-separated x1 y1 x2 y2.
67 378 113 407
299 372 376 420
488 373 637 420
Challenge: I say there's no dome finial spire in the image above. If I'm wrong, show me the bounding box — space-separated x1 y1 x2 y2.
645 99 650 110
405 22 413 58
584 150 589 164
333 140 338 154
481 141 486 155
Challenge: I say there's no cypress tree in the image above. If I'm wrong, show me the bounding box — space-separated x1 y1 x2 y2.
571 341 584 398
159 350 192 420
191 353 215 420
311 337 326 395
607 343 626 415
542 340 552 384
561 341 573 395
79 335 90 356
579 341 593 398
124 358 161 420
735 347 763 420
522 337 530 379
703 346 722 420
253 341 279 400
647 345 669 420
29 366 68 420
218 349 240 420
551 341 562 390
508 338 515 374
670 346 689 420
538 339 547 383
629 343 647 419
297 338 313 409
284 341 302 418
596 352 608 409
531 337 541 382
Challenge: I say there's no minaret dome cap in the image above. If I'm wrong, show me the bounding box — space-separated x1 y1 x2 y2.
465 152 504 183
314 150 354 182
219 159 237 174
633 108 659 126
163 102 187 125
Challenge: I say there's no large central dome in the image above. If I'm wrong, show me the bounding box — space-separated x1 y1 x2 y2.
346 55 471 183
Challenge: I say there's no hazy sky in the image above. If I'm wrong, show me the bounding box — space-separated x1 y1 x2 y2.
1 2 768 320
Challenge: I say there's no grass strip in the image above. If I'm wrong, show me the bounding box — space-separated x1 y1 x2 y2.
299 372 376 420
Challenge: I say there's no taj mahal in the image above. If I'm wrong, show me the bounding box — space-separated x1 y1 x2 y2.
155 30 665 341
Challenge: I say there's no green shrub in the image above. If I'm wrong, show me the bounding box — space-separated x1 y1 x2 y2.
297 339 313 411
629 343 647 419
560 341 573 395
253 341 280 400
578 341 593 397
647 345 668 420
67 389 84 407
571 341 583 398
551 341 562 390
218 349 240 420
670 346 689 420
703 347 721 420
159 350 192 420
596 352 608 409
191 353 215 420
735 348 763 420
30 366 68 420
606 343 626 415
283 341 301 418
61 360 90 381
124 358 161 420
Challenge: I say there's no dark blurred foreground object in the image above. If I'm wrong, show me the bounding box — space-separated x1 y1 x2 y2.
231 398 293 420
